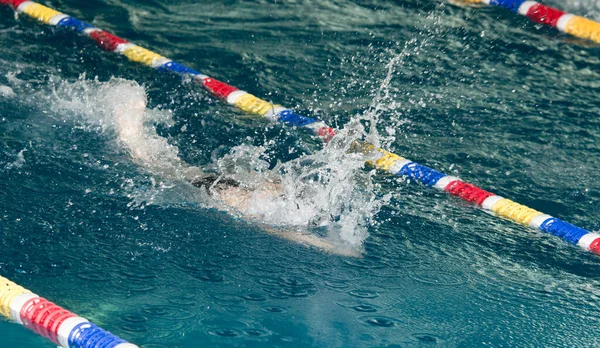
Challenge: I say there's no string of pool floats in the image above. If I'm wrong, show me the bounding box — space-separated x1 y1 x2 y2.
0 275 138 348
1 0 600 346
479 0 600 43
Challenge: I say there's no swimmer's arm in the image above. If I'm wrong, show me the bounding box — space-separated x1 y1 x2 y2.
262 226 362 258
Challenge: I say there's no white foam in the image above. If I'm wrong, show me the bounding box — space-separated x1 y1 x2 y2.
48 77 199 182
213 125 380 247
0 85 15 97
3 149 26 171
46 77 382 250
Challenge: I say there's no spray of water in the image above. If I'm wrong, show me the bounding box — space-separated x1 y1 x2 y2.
38 76 396 251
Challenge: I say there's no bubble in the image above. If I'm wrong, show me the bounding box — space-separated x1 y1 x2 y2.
76 271 111 282
119 314 148 323
409 270 467 286
260 306 289 313
360 316 402 328
352 304 379 313
349 289 380 299
242 293 267 301
242 328 271 337
337 301 382 313
119 323 148 333
141 305 196 321
412 333 442 344
192 268 224 282
209 329 240 337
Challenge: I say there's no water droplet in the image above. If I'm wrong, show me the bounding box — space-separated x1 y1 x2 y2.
360 316 401 328
242 293 267 301
261 306 288 313
349 289 379 298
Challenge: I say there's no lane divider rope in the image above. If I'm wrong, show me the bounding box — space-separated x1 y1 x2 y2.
0 275 137 348
480 0 600 44
0 4 596 325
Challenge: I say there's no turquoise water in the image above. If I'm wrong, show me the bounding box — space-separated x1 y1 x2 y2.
2 0 600 346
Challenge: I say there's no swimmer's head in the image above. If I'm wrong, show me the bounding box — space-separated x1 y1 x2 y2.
191 173 240 194
191 174 285 216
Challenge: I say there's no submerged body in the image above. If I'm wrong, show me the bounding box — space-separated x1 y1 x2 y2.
192 174 362 257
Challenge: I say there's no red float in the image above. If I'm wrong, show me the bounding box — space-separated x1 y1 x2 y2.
445 180 494 206
589 238 600 255
89 30 129 52
526 4 565 27
19 297 76 343
317 126 336 142
202 78 238 99
0 0 29 8
20 298 51 333
43 308 76 344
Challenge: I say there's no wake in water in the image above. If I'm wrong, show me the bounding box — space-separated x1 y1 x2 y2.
42 77 386 257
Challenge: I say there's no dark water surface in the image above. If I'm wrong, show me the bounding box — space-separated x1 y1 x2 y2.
1 0 600 346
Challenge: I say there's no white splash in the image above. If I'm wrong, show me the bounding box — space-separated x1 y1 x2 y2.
213 136 380 246
44 77 384 249
0 85 15 97
47 77 202 182
3 148 26 171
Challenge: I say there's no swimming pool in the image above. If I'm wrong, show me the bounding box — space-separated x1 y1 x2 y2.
1 0 600 346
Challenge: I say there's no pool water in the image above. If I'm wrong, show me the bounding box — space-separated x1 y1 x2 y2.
2 0 600 346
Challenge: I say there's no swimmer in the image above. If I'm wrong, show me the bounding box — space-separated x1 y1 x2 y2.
111 89 360 258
